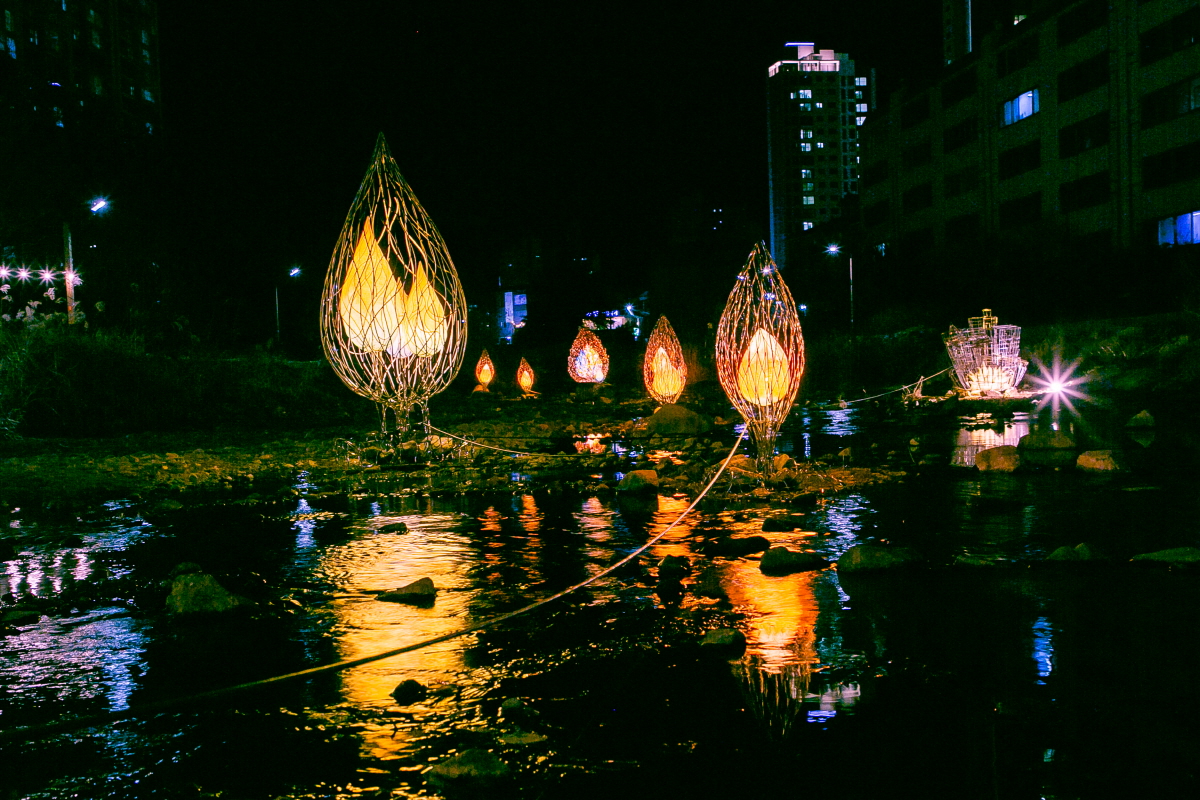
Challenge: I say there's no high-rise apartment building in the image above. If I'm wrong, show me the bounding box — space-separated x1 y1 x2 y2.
2 0 161 138
858 0 1200 289
766 43 872 272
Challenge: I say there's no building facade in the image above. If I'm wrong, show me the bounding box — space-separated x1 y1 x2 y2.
859 0 1200 274
766 43 872 272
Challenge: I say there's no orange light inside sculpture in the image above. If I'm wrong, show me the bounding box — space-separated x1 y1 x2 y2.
736 328 791 406
395 263 449 358
568 329 609 383
643 316 686 404
517 358 536 393
475 350 495 389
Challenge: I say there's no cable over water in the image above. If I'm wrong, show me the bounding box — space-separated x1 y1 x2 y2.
2 430 748 742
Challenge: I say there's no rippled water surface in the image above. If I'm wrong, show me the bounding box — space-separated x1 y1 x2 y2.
3 408 1199 798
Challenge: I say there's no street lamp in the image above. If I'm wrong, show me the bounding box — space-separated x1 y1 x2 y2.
276 265 302 342
825 243 854 333
61 196 109 324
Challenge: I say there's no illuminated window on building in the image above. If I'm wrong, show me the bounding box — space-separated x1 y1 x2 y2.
800 129 813 139
855 116 866 126
143 89 153 102
816 142 825 148
1002 89 1039 125
855 77 867 86
856 103 868 112
803 196 815 205
800 143 812 151
143 48 151 64
797 102 812 110
802 182 815 191
1157 209 1200 246
802 221 814 230
801 169 813 179
855 90 863 99
794 89 813 99
6 37 15 58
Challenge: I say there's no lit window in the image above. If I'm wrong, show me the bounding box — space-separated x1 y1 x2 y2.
801 169 813 179
800 143 812 151
796 89 812 99
816 142 825 148
856 116 867 125
1157 209 1200 246
143 88 153 102
855 77 867 86
855 90 863 99
142 30 150 45
815 102 824 108
803 196 816 205
802 182 815 191
797 102 812 110
854 103 867 113
802 221 815 230
799 129 813 139
143 48 151 65
1002 89 1039 125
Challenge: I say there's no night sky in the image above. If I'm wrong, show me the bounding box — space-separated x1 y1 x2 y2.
154 1 939 315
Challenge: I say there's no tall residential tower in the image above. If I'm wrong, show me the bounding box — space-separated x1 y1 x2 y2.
766 42 871 271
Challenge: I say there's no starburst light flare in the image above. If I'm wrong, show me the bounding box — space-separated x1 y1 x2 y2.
1029 350 1089 423
320 133 468 434
716 242 805 475
568 329 609 383
643 315 686 404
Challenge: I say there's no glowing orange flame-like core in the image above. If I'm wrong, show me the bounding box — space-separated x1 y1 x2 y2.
643 315 686 404
475 349 495 389
517 357 536 393
736 327 791 407
568 329 609 383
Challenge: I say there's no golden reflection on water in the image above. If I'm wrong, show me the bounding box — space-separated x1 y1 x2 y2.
319 515 476 760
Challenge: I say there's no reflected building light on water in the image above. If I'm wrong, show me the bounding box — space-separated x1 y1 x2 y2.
1033 616 1055 679
821 407 859 437
292 498 317 550
821 493 873 560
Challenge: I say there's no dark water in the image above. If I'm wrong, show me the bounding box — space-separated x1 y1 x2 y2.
2 408 1199 799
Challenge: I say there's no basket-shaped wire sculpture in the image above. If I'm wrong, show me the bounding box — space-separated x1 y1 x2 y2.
568 328 609 383
517 357 537 394
320 134 468 431
943 308 1027 395
475 349 495 391
716 242 805 474
644 315 687 405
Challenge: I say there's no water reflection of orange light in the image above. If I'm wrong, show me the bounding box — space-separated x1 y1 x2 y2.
723 561 820 676
518 494 542 532
321 522 474 760
479 506 504 532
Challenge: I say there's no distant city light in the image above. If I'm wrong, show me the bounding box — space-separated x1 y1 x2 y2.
825 243 841 255
90 197 108 212
289 266 302 277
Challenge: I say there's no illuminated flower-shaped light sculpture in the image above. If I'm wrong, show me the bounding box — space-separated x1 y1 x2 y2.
475 349 496 392
568 328 609 383
320 134 468 434
517 357 537 395
643 315 687 405
716 242 805 474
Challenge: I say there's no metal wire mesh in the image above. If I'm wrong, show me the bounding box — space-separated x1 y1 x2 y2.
716 242 805 474
320 134 468 427
943 308 1027 395
643 315 686 404
474 349 495 390
567 328 609 383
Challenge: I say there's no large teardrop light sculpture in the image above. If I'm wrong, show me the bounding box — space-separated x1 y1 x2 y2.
716 242 805 474
568 328 609 383
643 315 686 405
320 133 468 432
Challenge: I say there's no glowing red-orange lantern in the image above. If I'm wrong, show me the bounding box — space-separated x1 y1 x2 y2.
643 315 686 404
517 357 537 394
716 242 805 474
475 349 495 391
568 328 609 383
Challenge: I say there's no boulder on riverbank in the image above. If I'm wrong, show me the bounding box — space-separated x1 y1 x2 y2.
427 748 510 786
1131 547 1200 564
1018 429 1077 468
837 544 926 573
1045 542 1107 561
976 445 1020 472
643 404 711 437
618 469 659 494
377 577 437 605
1076 450 1122 472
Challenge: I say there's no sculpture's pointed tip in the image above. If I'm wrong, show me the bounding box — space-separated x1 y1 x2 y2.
373 132 390 159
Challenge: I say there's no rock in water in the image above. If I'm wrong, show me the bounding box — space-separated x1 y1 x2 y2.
618 470 659 494
427 749 510 785
657 555 691 580
837 544 925 573
391 679 428 705
645 404 712 437
759 547 829 575
691 567 727 599
378 522 409 533
166 573 247 614
377 577 437 604
1077 450 1122 472
1131 547 1200 564
1126 410 1155 428
762 515 802 532
1018 429 1077 468
976 445 1020 472
700 627 746 657
700 535 771 558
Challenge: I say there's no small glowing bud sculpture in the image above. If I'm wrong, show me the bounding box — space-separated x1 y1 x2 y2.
568 328 609 383
475 349 496 391
517 357 537 394
643 315 686 404
320 134 468 432
716 242 805 475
